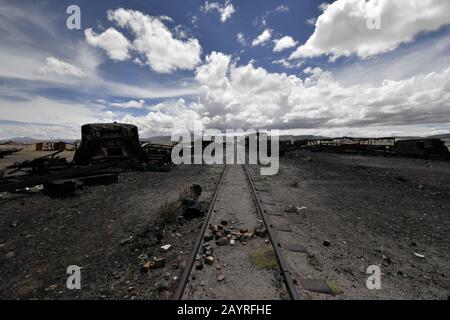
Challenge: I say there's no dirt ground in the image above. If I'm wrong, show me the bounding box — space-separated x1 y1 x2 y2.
0 149 224 300
184 165 285 300
255 151 449 300
0 148 449 300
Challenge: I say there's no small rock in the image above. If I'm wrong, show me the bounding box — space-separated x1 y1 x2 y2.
205 256 214 265
5 251 15 258
46 284 58 291
141 261 151 273
323 240 331 247
203 233 213 242
203 245 213 256
217 275 225 282
160 244 172 253
220 220 228 226
152 257 166 269
142 258 165 272
231 231 242 237
414 252 425 259
418 184 424 190
254 226 267 238
216 238 229 246
382 255 391 266
241 233 253 241
120 237 133 246
195 261 204 270
230 239 235 246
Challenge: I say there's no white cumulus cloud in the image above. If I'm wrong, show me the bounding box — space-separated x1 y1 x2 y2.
106 8 202 73
85 27 130 61
201 1 235 23
192 52 450 132
252 29 272 47
290 0 450 61
273 36 297 52
94 51 450 137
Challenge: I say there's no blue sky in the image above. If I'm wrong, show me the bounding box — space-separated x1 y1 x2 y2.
1 0 450 139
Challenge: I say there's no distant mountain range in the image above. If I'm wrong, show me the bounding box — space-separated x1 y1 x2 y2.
427 133 450 140
2 133 450 144
0 137 77 144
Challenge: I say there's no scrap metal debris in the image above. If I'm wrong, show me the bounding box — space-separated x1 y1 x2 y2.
0 123 175 196
281 136 450 159
0 147 22 159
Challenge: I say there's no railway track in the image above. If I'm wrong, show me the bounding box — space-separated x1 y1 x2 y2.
173 164 300 300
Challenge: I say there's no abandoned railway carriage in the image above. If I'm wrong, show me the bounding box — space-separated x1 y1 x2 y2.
73 123 143 165
393 139 450 159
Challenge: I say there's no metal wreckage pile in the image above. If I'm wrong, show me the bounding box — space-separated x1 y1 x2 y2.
0 123 174 197
279 136 450 159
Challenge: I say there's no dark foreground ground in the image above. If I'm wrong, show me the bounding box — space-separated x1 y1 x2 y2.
0 149 449 300
0 158 224 299
263 151 449 299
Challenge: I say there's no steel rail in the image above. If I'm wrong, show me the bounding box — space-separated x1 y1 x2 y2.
243 164 301 300
173 165 228 300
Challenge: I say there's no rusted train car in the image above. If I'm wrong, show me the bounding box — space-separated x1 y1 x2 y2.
73 123 144 165
393 139 450 159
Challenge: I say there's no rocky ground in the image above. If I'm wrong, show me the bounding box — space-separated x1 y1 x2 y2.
0 149 448 300
184 165 286 300
256 151 449 299
0 158 224 300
